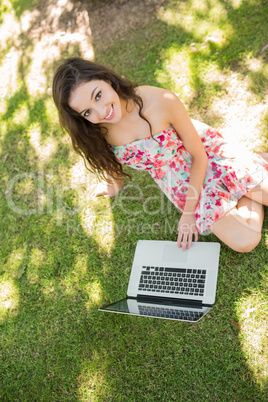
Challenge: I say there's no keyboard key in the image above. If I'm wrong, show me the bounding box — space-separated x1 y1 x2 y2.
138 265 207 298
165 267 186 273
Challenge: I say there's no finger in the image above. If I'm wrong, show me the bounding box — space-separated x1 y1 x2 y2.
92 188 105 198
187 232 193 249
188 224 198 248
182 233 188 251
91 192 100 198
177 231 183 248
179 229 189 250
91 188 98 198
177 222 184 247
189 223 198 243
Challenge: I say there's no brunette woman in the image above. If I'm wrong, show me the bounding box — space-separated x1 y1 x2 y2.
53 57 268 252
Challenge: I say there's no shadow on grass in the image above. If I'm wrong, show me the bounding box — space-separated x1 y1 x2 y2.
92 3 267 131
1 166 267 399
0 0 267 399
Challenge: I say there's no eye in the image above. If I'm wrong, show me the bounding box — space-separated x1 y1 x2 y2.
95 91 102 101
83 91 101 118
84 109 91 117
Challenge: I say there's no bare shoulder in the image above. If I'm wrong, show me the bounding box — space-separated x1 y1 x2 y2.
137 85 174 104
136 85 178 125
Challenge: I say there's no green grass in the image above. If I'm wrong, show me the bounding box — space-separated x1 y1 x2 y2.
0 0 268 400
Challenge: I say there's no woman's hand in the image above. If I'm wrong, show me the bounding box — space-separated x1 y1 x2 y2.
177 212 198 251
91 179 123 198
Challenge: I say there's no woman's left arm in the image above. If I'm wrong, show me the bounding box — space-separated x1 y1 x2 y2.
163 91 208 250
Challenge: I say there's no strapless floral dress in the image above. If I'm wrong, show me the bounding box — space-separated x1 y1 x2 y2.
111 119 268 234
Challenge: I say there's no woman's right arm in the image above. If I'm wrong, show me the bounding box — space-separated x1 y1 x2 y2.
91 175 124 198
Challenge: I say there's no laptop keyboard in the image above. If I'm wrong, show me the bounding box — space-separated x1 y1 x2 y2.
138 266 206 297
138 305 203 321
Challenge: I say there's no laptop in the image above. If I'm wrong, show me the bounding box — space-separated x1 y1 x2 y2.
99 240 221 322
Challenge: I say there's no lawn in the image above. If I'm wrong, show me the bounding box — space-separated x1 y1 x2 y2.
0 0 267 400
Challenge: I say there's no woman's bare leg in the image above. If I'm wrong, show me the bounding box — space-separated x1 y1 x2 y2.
210 196 264 252
257 152 268 163
242 153 268 205
244 175 268 206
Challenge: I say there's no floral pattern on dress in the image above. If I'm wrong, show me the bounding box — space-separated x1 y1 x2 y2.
111 119 268 234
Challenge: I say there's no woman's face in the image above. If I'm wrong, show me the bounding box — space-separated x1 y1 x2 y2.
68 80 123 124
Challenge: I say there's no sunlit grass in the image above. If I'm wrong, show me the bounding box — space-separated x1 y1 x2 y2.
77 370 104 401
230 0 243 8
91 213 115 254
159 0 233 43
4 247 26 277
0 279 19 317
85 280 103 305
27 123 58 164
155 46 193 102
26 248 44 283
0 0 267 400
236 289 268 387
12 102 28 125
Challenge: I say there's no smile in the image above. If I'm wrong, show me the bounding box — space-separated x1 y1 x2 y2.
104 105 114 120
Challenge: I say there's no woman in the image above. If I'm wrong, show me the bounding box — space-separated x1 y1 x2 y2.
52 57 268 252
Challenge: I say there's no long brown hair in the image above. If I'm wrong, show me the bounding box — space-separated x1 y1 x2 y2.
52 57 152 180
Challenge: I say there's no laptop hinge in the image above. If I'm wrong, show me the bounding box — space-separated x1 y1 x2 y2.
137 294 203 308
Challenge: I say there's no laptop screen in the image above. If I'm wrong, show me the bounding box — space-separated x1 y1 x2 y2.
99 298 212 322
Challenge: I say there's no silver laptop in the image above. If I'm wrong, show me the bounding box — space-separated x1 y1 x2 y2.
99 240 221 322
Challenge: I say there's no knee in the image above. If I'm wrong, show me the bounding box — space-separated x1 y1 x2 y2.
233 232 262 253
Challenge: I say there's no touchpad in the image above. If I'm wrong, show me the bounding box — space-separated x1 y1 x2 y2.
162 243 188 263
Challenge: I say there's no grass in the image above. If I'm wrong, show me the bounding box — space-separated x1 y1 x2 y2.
0 0 268 400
